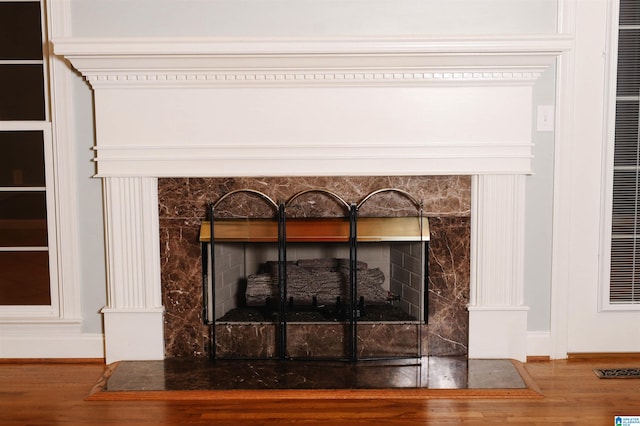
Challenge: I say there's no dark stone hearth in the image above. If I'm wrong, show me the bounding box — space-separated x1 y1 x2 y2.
100 357 530 392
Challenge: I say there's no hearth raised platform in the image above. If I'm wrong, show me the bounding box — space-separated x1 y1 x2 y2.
88 357 541 400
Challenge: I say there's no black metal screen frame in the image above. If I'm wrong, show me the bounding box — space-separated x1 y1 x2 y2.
203 188 428 362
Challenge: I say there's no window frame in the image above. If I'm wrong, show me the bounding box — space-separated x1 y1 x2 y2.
0 123 60 317
0 0 80 322
600 0 640 311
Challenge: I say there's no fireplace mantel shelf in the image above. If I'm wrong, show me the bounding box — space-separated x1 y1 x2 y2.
199 217 430 243
53 35 573 94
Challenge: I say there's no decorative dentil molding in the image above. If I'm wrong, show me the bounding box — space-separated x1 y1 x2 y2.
54 35 571 88
83 70 543 88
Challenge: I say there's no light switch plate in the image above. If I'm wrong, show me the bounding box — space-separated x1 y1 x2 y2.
537 105 554 132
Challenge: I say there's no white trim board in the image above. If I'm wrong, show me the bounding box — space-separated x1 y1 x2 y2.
0 323 103 358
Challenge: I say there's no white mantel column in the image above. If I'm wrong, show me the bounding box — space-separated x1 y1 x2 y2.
468 174 529 361
101 177 164 363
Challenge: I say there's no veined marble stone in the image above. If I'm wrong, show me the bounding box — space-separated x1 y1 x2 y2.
158 176 470 220
159 177 470 358
214 323 425 360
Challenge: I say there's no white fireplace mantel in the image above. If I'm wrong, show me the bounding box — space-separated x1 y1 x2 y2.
54 35 570 363
55 35 570 178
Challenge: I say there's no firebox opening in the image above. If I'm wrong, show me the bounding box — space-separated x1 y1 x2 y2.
211 241 424 324
199 187 430 361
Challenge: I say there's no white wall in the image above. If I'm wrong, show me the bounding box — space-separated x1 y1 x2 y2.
70 0 557 37
72 73 106 334
525 64 556 332
65 0 559 350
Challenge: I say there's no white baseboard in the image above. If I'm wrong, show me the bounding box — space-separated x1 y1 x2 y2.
103 309 164 363
468 306 529 362
0 322 104 358
527 330 551 357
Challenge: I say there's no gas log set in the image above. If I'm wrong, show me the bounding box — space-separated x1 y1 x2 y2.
200 188 430 362
221 257 413 323
245 258 388 307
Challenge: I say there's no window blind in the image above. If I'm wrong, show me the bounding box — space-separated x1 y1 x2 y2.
611 0 640 303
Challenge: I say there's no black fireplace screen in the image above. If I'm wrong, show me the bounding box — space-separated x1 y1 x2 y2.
200 188 429 362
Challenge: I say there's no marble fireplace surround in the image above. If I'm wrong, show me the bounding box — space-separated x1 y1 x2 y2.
159 176 470 359
54 35 569 364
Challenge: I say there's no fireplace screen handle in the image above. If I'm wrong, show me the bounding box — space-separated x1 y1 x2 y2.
277 202 287 360
349 202 358 362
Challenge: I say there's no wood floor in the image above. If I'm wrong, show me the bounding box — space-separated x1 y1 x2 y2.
2 357 640 425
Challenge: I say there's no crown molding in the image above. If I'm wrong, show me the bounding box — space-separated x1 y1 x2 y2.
53 34 572 88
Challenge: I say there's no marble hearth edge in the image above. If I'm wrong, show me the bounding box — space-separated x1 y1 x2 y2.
159 176 471 358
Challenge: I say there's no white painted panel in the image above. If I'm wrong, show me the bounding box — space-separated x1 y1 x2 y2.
92 85 534 176
103 310 164 363
468 307 529 361
96 86 532 147
103 177 162 309
472 175 525 306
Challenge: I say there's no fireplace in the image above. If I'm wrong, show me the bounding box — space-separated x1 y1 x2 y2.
54 35 567 363
160 176 470 360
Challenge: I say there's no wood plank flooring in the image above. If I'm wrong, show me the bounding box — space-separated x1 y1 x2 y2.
2 357 640 425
